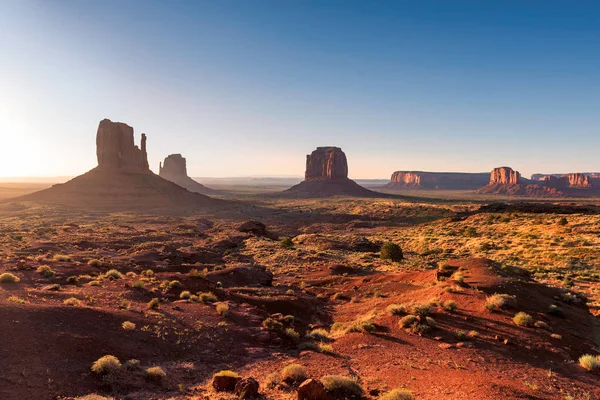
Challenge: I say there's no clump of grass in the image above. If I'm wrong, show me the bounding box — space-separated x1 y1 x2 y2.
263 317 284 331
318 344 335 354
399 315 417 328
280 363 307 385
455 330 469 341
468 330 480 338
122 321 136 331
0 273 20 283
380 242 403 262
125 359 141 370
379 389 415 400
53 254 72 262
64 297 81 306
169 280 182 288
146 366 167 381
36 265 56 278
411 303 432 316
305 328 331 342
285 328 300 342
88 280 101 287
75 394 114 400
144 269 154 277
8 296 25 304
442 300 457 312
425 316 437 328
148 297 160 309
133 280 145 289
265 372 281 388
286 289 295 296
280 237 294 248
214 370 240 378
216 302 229 315
199 292 217 303
180 291 192 300
91 355 121 375
485 293 517 312
66 276 78 285
321 375 363 397
105 269 123 279
87 259 102 267
513 312 533 327
578 354 599 372
189 268 207 278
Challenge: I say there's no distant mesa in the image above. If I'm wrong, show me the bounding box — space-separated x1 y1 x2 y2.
159 154 216 194
384 171 490 190
282 147 383 198
13 119 222 210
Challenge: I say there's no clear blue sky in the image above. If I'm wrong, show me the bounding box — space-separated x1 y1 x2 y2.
1 0 599 179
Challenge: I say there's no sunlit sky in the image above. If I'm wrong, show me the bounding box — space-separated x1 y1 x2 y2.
1 0 599 179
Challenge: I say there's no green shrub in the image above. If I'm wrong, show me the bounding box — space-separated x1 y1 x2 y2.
319 344 335 354
63 297 81 306
263 317 284 331
87 259 102 267
0 273 20 283
280 237 294 248
189 268 206 278
281 363 307 384
455 330 469 341
380 242 403 262
442 300 457 312
91 355 121 375
199 292 217 303
399 315 417 328
169 280 182 288
305 328 331 342
53 254 72 262
180 290 192 300
387 303 409 316
285 328 300 342
133 280 145 289
513 312 533 327
321 375 363 397
66 276 78 285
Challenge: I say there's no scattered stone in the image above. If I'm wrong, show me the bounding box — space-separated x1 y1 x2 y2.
213 375 242 392
297 378 326 400
439 343 454 349
235 377 260 398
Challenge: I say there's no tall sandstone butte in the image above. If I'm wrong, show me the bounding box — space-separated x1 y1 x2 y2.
96 119 149 172
489 166 520 185
305 147 349 181
159 154 215 194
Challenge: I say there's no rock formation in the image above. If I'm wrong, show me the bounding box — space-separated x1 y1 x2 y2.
305 147 348 181
565 173 591 188
385 171 490 190
489 167 520 185
282 147 387 198
96 119 149 172
16 119 221 211
158 154 215 194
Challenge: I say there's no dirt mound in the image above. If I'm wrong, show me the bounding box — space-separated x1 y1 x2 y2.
281 179 388 198
12 167 224 211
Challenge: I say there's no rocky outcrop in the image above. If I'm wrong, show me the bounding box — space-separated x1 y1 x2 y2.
385 171 490 190
282 147 388 198
489 167 520 185
305 147 348 181
16 119 222 211
158 154 215 194
96 119 149 172
565 173 591 188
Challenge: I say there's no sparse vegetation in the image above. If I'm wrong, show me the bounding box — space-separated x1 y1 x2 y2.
442 300 457 312
578 354 599 372
380 242 403 262
216 302 229 315
36 265 56 278
485 293 517 312
280 363 307 384
105 269 123 279
122 321 136 331
148 297 160 309
321 375 363 397
379 389 415 400
91 355 121 375
513 312 534 327
0 273 20 283
63 297 81 306
146 366 167 381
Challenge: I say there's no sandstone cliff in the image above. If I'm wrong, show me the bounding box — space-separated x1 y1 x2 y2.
385 171 490 190
96 119 149 172
489 167 520 185
159 154 215 194
305 147 348 182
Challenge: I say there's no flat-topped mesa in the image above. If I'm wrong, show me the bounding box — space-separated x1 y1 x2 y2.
96 118 149 172
489 167 520 185
386 171 490 190
305 147 349 182
159 154 187 180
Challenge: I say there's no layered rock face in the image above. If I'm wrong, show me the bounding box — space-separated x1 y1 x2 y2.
96 119 149 172
565 173 591 187
489 167 520 185
158 154 214 194
386 171 490 190
305 147 348 182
